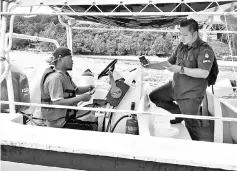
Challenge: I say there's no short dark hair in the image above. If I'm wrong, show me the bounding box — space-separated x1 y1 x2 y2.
180 18 199 33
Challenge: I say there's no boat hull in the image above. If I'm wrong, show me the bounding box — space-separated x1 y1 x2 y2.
1 145 225 171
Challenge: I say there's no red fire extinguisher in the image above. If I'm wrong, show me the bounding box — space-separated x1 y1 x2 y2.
126 102 139 135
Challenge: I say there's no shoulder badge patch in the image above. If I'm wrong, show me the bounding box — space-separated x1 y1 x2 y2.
203 60 211 63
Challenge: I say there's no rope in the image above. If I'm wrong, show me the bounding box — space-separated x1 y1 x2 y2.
0 57 11 83
1 100 237 122
0 11 237 16
19 111 46 126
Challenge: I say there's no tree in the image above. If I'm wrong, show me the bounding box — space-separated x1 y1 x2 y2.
9 15 227 58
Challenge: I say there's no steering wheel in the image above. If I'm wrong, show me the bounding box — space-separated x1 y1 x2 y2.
98 59 117 79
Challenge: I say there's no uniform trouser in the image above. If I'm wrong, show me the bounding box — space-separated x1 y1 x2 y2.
149 81 202 140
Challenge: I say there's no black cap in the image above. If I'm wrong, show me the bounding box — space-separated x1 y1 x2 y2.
53 47 71 59
46 47 72 64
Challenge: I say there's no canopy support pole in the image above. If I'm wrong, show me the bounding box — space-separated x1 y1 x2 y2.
67 19 73 54
202 24 208 42
0 1 15 113
58 16 73 53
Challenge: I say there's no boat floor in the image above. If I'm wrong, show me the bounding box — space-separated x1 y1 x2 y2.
25 111 213 141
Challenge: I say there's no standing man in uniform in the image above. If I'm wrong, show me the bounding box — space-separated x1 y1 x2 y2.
142 19 216 140
41 47 98 130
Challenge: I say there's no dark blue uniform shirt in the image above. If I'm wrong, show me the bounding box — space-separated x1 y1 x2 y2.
168 37 214 100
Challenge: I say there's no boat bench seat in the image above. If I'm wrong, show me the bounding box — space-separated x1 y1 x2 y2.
204 79 237 143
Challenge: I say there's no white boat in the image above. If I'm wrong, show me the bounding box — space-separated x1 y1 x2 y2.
1 0 237 171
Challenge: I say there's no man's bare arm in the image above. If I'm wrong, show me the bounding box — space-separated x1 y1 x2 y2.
75 86 93 95
167 65 210 78
183 67 209 78
146 61 172 70
53 93 91 106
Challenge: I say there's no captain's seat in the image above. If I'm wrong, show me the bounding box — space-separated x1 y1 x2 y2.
22 61 49 126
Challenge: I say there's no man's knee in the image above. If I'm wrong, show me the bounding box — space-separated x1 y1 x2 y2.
177 97 203 115
149 86 169 103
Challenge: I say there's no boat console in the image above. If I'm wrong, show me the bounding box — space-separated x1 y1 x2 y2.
21 59 191 140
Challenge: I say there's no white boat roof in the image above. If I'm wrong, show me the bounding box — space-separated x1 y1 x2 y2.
10 0 236 29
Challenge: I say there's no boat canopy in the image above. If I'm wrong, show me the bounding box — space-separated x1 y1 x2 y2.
13 0 236 28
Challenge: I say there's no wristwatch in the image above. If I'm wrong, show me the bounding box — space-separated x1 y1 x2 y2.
179 66 184 74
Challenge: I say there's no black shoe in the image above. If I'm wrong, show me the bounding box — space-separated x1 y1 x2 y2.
170 118 183 124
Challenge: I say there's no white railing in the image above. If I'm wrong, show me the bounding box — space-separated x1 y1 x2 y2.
11 33 60 48
1 100 237 122
73 27 237 34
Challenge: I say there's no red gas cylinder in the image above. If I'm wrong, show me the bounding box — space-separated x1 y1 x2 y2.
126 102 139 135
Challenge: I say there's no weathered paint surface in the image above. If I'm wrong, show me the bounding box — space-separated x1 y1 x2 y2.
1 145 225 171
1 161 80 171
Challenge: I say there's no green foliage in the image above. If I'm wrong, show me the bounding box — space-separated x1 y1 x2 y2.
9 16 234 58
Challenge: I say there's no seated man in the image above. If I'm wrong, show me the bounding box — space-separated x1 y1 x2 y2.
41 47 97 130
1 57 30 113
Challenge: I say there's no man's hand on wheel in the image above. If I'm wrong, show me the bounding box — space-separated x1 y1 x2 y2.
88 85 95 92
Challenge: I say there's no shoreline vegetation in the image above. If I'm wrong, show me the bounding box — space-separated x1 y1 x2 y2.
10 16 236 60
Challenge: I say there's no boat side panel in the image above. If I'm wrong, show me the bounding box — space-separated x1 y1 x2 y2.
221 100 237 144
1 145 224 171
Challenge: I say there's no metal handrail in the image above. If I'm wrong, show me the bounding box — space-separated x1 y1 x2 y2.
0 11 237 16
1 100 237 122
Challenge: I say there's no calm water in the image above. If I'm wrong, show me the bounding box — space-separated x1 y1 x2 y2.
8 51 173 90
8 51 237 91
